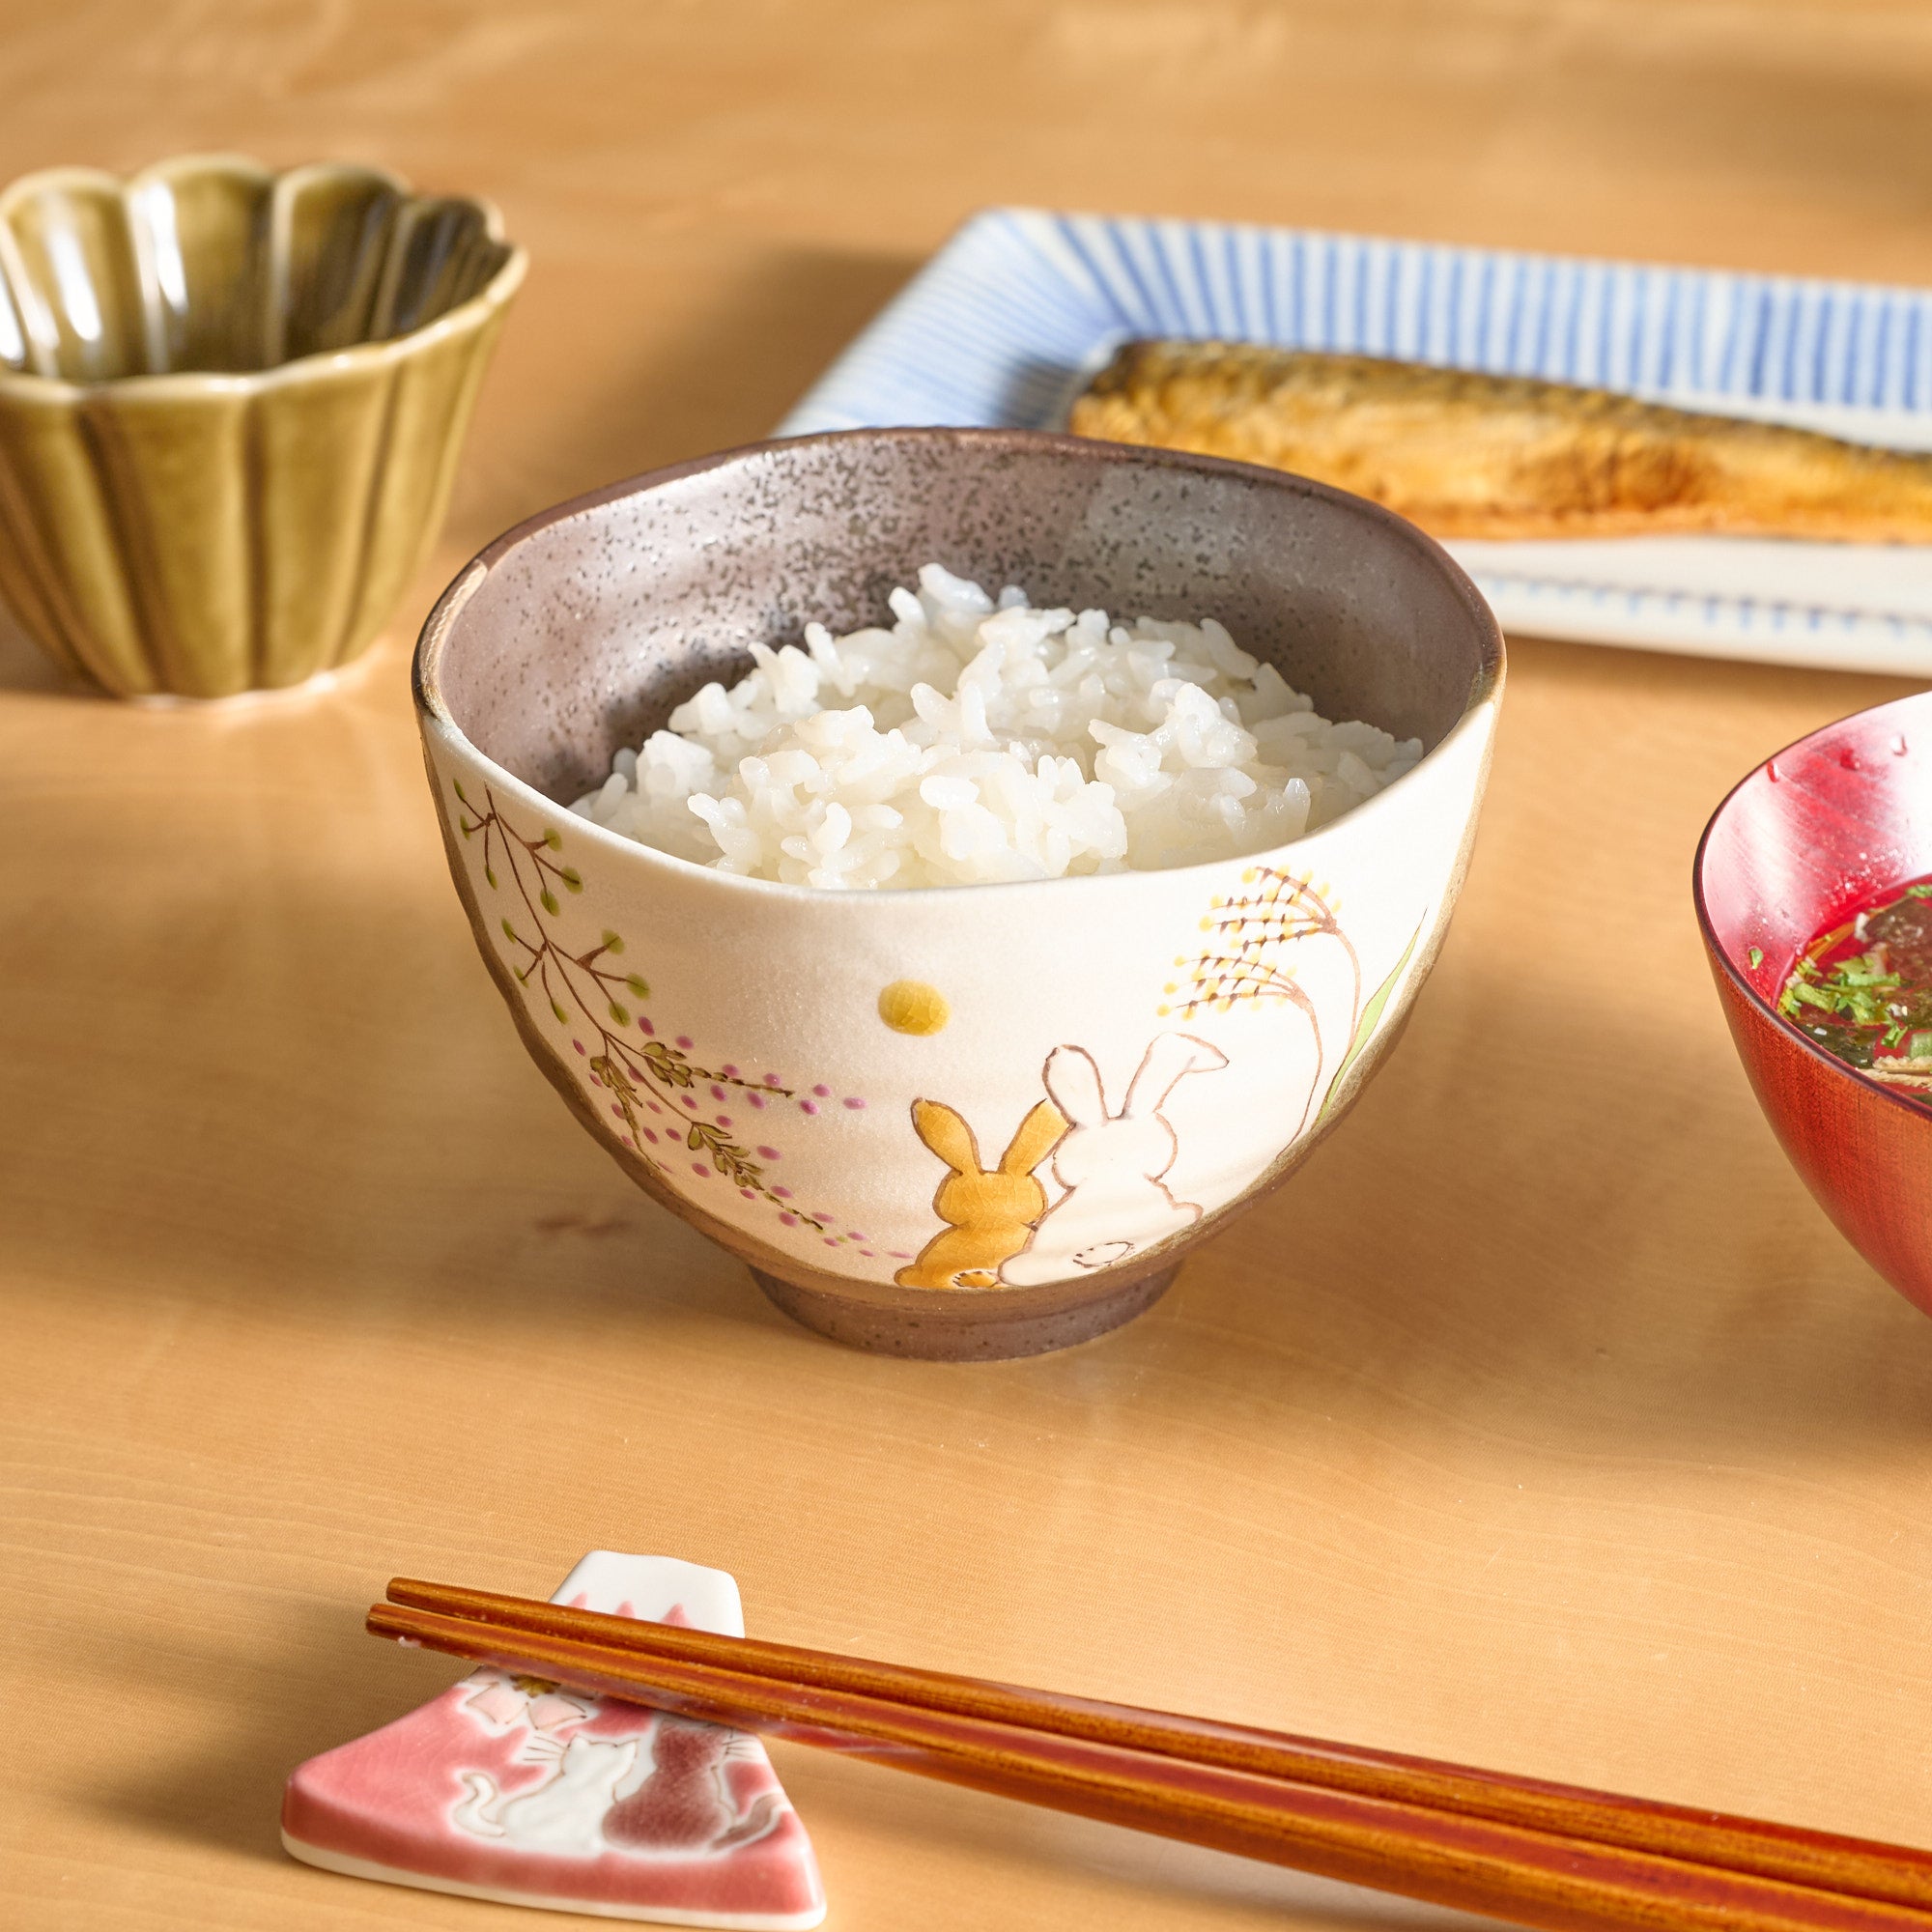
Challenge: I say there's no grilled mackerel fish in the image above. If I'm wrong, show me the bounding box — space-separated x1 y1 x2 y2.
1069 339 1932 542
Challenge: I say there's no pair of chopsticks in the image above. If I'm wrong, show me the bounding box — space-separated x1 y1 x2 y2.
371 1579 1932 1932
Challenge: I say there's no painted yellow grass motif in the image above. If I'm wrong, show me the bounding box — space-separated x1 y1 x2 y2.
1164 866 1358 1020
1162 866 1362 1137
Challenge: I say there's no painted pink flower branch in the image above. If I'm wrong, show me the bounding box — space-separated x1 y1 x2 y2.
452 781 822 1232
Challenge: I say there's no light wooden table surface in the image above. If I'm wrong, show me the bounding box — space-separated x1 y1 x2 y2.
7 3 1932 1927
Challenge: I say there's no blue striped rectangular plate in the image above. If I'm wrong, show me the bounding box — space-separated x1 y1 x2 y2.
779 208 1932 676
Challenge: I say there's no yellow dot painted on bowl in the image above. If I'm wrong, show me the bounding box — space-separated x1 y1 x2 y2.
878 980 951 1036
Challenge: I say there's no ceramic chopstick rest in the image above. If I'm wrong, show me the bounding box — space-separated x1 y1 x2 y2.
282 1551 826 1928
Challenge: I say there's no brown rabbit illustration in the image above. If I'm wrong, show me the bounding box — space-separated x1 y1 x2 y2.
894 1096 1068 1290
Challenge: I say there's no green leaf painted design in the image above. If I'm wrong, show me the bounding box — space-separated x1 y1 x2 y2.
625 975 650 998
1316 923 1421 1127
640 1040 694 1087
603 930 625 953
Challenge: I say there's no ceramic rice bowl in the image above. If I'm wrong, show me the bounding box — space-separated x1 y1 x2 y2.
414 429 1505 1358
0 154 524 698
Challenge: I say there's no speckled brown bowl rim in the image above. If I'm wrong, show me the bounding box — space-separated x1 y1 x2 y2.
0 153 527 403
413 425 1506 912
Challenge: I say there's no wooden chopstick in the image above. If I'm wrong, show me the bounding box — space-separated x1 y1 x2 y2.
386 1577 1931 1914
369 1588 1932 1932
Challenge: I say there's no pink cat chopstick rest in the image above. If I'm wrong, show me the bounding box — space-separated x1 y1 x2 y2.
282 1551 825 1928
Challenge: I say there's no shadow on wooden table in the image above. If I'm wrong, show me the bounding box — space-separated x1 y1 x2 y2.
86 1596 431 1863
468 242 925 531
83 1594 1480 1932
779 1744 1493 1932
773 902 1932 1459
0 597 99 698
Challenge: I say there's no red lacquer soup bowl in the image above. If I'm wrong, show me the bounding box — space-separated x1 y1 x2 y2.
1693 689 1932 1318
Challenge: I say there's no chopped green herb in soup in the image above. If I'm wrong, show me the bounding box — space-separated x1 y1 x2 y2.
1780 875 1932 1103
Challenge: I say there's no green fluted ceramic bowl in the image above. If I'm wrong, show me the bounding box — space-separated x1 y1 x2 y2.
0 154 525 699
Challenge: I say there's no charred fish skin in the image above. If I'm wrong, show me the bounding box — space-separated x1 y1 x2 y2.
1068 339 1932 543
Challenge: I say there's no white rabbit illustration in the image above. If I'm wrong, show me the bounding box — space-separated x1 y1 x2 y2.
999 1032 1228 1286
453 1733 640 1856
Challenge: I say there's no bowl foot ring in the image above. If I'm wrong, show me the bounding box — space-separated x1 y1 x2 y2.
749 1263 1179 1360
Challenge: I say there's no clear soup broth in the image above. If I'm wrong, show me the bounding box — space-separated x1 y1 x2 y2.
1781 872 1932 1108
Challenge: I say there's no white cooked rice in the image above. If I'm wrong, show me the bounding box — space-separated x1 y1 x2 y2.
570 564 1423 889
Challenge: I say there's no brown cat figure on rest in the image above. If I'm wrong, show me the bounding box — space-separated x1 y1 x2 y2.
601 1714 783 1854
